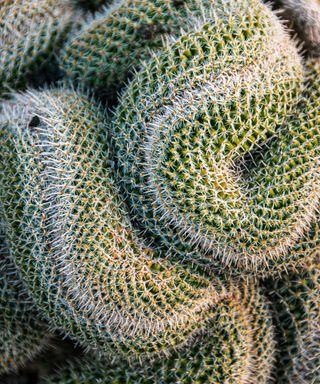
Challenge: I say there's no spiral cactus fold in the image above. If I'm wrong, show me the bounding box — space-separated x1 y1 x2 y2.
112 0 320 276
44 284 275 384
0 87 260 359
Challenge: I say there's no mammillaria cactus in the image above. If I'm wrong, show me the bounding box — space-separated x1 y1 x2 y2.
266 267 320 383
112 0 320 276
0 0 80 96
275 0 320 57
45 284 275 384
60 0 224 98
0 226 49 375
0 87 274 362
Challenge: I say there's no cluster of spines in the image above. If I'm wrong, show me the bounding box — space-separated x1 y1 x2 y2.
59 0 229 98
265 266 320 383
0 0 81 96
0 224 49 375
45 284 275 384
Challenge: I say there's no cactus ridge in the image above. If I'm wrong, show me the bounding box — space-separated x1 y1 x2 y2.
60 0 238 97
45 284 275 384
267 267 320 383
0 224 49 375
0 0 80 95
112 0 318 276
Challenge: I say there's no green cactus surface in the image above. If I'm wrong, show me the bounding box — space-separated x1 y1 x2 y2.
112 1 320 276
0 0 80 95
44 284 275 384
59 0 226 97
0 225 49 375
0 87 263 360
277 0 320 57
266 266 320 383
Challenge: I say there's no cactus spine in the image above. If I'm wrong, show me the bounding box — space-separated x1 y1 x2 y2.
0 0 80 95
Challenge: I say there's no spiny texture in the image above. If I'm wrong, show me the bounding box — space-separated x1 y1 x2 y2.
0 0 80 95
0 88 261 360
277 0 320 57
0 226 49 375
112 1 320 276
45 285 275 384
266 267 320 383
60 0 220 97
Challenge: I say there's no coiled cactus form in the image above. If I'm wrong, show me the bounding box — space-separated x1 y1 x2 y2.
60 0 224 97
112 1 320 276
276 0 320 57
266 266 320 383
45 285 275 384
0 87 274 363
0 0 80 95
0 226 49 375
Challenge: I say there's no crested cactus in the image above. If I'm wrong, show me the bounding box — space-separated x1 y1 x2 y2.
0 87 267 360
112 1 320 276
0 0 319 381
0 225 49 375
44 284 275 384
59 0 221 97
266 266 320 383
0 0 80 95
276 0 320 57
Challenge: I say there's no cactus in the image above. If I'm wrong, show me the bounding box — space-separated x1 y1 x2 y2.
112 1 320 276
265 266 320 383
44 284 275 384
59 0 227 98
276 0 320 57
0 0 80 96
0 87 263 359
0 224 49 375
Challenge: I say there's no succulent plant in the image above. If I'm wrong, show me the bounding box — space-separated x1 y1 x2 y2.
59 0 225 98
112 1 320 277
44 283 275 384
0 224 49 375
276 0 320 57
266 266 320 383
0 87 261 360
0 0 80 96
